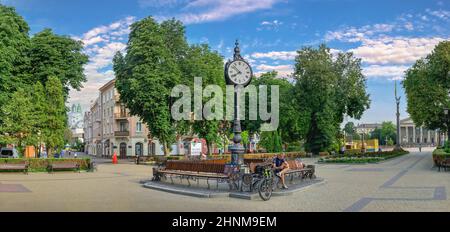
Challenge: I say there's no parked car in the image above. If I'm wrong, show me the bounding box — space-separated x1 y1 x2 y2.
0 148 20 158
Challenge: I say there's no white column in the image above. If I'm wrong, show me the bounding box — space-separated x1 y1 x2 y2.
406 126 409 144
435 131 438 145
413 126 416 144
428 130 431 145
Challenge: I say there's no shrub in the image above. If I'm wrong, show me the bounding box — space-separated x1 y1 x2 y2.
0 158 91 172
319 149 409 164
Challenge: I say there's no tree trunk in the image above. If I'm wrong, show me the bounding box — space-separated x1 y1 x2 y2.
163 142 170 156
207 141 213 156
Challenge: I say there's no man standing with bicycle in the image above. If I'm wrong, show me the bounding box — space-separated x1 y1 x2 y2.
273 154 290 189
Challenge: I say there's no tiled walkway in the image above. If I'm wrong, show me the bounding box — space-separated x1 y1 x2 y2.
0 148 449 212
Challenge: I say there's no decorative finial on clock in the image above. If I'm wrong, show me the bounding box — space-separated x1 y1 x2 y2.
234 39 242 60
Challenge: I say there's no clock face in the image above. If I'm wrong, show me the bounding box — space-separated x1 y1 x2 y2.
227 60 252 86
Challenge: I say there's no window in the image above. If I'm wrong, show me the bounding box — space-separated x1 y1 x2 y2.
136 122 142 133
120 122 128 132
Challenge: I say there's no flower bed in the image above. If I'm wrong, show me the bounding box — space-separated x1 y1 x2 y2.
319 149 409 164
0 158 91 172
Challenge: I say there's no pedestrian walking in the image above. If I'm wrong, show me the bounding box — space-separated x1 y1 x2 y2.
418 143 422 152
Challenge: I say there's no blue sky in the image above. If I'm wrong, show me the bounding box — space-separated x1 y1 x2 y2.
2 0 449 125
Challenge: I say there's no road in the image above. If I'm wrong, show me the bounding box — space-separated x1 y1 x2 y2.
0 148 449 212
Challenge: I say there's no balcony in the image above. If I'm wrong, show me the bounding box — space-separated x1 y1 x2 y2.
114 113 129 120
115 131 130 137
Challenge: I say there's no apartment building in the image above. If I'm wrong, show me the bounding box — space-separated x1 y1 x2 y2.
84 79 164 158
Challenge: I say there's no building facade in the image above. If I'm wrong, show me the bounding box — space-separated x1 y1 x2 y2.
84 80 164 158
68 103 84 143
399 117 443 146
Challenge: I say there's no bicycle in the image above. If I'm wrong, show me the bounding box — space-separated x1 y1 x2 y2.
247 163 282 201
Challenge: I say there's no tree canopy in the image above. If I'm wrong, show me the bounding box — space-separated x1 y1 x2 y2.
0 4 88 155
294 45 370 154
403 41 450 132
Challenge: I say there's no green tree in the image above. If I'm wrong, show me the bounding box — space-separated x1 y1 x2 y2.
27 28 89 99
114 17 185 155
403 41 450 134
0 5 30 127
43 76 67 157
343 122 360 141
0 88 34 153
380 121 397 145
249 71 300 145
294 45 370 154
259 130 283 153
183 44 225 155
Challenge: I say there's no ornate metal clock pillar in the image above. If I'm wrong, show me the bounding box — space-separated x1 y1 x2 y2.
395 81 402 151
225 40 253 166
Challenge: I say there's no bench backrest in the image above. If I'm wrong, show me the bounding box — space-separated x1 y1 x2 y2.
165 161 225 174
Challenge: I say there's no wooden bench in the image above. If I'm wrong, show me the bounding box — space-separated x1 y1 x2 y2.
48 162 80 173
0 162 28 174
439 158 450 172
152 161 235 189
249 160 316 183
284 160 316 181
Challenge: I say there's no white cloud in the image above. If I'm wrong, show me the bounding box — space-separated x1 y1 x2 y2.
252 51 297 60
80 16 135 46
69 17 135 111
426 9 450 20
258 20 283 31
362 65 410 80
155 0 281 24
138 0 188 8
255 64 294 78
325 23 395 42
349 36 447 65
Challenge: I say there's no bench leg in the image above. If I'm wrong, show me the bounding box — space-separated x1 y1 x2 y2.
206 178 210 190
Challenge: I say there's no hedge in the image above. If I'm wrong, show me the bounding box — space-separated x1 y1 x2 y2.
0 158 91 172
319 149 409 164
432 149 450 158
148 152 309 163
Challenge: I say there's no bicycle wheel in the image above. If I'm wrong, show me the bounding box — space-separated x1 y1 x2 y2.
258 178 273 201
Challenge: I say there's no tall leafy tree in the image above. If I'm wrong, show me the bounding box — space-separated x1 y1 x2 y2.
0 5 30 128
403 41 450 135
43 77 67 157
27 28 89 99
0 88 34 152
183 44 225 155
294 45 370 154
114 17 186 155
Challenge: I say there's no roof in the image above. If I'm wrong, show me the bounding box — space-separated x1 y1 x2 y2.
99 79 116 92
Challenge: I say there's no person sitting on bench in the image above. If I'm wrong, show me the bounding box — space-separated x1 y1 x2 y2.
273 153 290 189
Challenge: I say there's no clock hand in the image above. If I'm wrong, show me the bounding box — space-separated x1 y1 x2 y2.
232 66 241 74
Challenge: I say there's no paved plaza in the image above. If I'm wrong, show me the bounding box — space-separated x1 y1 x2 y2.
0 148 449 212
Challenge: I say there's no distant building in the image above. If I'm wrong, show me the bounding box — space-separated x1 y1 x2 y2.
399 117 442 146
83 79 164 158
355 123 382 135
68 103 84 143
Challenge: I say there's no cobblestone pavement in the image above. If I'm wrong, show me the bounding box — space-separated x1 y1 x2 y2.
0 148 449 212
